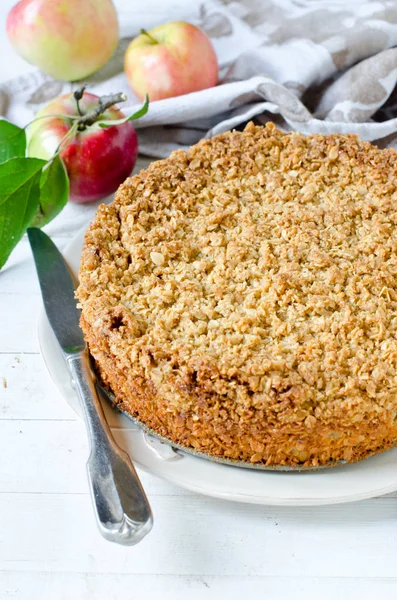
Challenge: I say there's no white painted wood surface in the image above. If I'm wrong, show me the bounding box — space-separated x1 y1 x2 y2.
1 1 397 598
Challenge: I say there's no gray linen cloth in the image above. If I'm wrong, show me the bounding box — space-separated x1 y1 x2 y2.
3 0 397 233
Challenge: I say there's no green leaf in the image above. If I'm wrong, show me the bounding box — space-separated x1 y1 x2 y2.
97 94 149 128
0 120 26 163
31 156 69 228
0 157 46 206
0 157 46 269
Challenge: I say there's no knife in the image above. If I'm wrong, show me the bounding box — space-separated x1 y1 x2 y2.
27 228 153 545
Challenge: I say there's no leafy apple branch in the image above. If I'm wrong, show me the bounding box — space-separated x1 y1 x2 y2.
77 91 127 129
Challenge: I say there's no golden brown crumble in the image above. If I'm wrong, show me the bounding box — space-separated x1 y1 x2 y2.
77 122 397 467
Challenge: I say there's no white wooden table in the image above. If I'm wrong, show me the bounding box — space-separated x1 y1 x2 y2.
1 2 397 598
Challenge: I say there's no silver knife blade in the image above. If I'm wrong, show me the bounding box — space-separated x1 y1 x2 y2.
27 228 85 355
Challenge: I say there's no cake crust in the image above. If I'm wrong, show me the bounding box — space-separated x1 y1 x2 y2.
77 122 397 467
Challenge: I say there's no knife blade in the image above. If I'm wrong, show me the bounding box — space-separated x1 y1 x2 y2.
27 227 85 354
28 227 153 545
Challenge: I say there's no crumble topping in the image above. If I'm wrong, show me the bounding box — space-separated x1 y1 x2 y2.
77 122 397 463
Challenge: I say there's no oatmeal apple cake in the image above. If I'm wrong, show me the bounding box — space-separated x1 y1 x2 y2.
77 122 397 467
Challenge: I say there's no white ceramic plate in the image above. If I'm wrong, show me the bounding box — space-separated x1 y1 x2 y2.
37 226 397 506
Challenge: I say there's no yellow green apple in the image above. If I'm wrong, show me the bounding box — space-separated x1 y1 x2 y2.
6 0 119 81
124 22 219 101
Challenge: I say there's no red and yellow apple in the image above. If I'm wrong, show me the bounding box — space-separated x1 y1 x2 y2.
27 92 138 203
6 0 119 81
124 22 218 101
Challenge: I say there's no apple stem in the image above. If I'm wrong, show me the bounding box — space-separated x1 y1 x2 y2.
73 86 87 116
140 28 158 44
77 92 127 130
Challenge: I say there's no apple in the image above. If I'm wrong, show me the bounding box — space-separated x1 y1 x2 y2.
124 22 218 101
6 0 119 81
27 91 139 203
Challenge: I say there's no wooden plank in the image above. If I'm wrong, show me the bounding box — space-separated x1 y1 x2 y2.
0 236 71 297
0 419 190 497
0 294 42 353
0 354 74 420
1 571 397 600
1 238 40 297
0 493 397 577
0 420 87 494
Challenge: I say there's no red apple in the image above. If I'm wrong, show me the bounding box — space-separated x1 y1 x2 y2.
27 92 139 203
6 0 119 81
124 22 218 101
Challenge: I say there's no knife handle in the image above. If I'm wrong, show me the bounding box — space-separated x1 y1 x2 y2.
66 351 153 545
